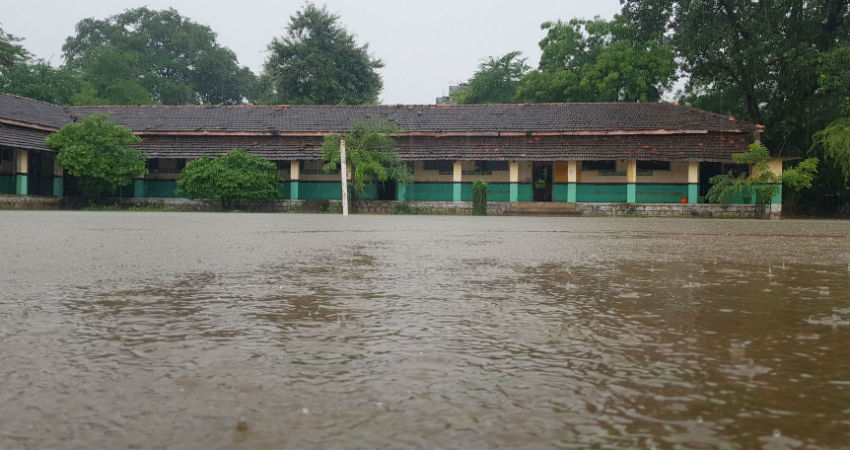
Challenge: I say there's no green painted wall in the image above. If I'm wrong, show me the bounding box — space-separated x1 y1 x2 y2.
404 182 454 201
459 182 512 202
635 184 689 203
516 183 532 202
553 183 568 202
278 181 291 199
15 174 27 195
146 180 178 198
576 184 627 202
300 181 342 200
0 174 14 194
357 184 378 200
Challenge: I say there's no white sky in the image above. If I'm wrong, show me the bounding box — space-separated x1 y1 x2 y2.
0 0 622 104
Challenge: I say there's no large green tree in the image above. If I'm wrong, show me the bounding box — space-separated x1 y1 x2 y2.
622 0 849 214
320 121 411 199
0 25 28 68
177 150 282 210
45 114 146 197
515 16 677 102
453 51 530 104
257 3 383 105
62 7 255 105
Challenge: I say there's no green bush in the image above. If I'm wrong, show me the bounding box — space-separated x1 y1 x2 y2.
473 179 488 216
176 150 281 210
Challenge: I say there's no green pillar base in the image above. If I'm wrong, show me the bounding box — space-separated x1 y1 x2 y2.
15 174 27 195
53 176 64 197
509 182 518 202
396 183 408 202
771 185 782 205
290 180 299 200
452 182 461 202
567 182 577 202
626 183 636 203
687 183 698 204
133 179 146 198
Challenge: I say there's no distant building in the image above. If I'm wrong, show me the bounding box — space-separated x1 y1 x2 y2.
1 93 782 215
436 84 467 105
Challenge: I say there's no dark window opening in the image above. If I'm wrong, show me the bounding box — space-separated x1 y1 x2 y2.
582 160 616 171
423 160 453 173
637 161 670 171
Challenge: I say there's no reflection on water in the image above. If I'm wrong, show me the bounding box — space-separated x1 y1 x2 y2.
1 212 848 449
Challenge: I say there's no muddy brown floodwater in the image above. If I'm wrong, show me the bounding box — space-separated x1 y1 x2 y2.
0 211 848 449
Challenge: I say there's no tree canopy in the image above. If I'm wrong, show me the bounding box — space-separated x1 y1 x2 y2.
62 7 255 105
320 121 411 196
45 114 146 197
453 51 530 104
256 3 383 105
176 150 282 210
515 16 677 103
622 0 849 214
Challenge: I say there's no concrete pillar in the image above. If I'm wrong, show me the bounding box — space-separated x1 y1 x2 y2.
567 161 580 203
767 158 783 219
14 149 28 195
52 157 64 197
626 160 637 203
452 160 462 202
509 161 519 202
290 160 300 200
396 183 407 201
687 161 699 204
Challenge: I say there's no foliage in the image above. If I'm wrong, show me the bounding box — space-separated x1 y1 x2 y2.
472 179 488 216
514 16 676 102
0 61 91 105
622 0 847 215
810 118 850 186
320 121 411 198
0 25 29 68
453 51 530 104
45 114 146 197
257 3 383 105
707 142 818 204
62 7 255 105
176 150 281 210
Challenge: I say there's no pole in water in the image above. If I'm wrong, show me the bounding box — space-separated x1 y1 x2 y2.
340 139 349 216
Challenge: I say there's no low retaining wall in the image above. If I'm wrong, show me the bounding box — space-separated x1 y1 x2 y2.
575 202 770 219
0 195 772 218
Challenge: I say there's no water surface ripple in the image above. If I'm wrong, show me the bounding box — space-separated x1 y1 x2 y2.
1 212 848 449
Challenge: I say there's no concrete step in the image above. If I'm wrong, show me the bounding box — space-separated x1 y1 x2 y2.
504 202 581 216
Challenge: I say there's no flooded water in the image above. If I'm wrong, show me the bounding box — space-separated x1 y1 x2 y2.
1 211 848 449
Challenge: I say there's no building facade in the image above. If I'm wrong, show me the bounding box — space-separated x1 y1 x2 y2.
0 93 781 210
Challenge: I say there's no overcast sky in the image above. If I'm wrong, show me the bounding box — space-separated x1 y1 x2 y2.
1 0 622 104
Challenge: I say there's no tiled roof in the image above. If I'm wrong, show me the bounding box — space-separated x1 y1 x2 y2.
66 102 755 133
134 133 750 162
0 123 52 152
0 94 73 129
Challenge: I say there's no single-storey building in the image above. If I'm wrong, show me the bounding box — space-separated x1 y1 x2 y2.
0 93 780 212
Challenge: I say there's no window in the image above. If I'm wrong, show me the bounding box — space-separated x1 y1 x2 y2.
275 160 291 171
582 160 616 171
476 161 508 172
637 161 670 171
0 149 13 162
302 159 335 174
423 160 453 173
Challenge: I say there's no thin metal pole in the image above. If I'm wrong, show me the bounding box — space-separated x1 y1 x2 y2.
340 139 348 216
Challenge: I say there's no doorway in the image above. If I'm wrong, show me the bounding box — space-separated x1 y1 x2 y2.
377 180 397 200
532 162 553 202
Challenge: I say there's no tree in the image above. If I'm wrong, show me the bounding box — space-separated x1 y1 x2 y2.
320 121 411 199
621 0 848 214
1 62 90 105
45 114 146 197
453 51 530 104
514 16 677 103
707 142 818 205
257 3 383 105
62 7 255 105
0 25 29 68
177 150 282 210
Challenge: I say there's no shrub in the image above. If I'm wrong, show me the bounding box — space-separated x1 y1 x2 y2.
176 150 281 210
473 179 488 215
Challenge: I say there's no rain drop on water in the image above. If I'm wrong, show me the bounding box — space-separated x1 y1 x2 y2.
301 407 309 415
